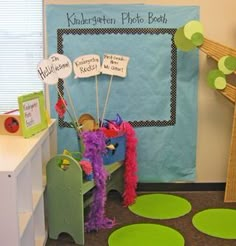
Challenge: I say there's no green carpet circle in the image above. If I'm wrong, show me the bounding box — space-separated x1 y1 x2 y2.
108 223 185 246
192 208 236 239
128 193 192 219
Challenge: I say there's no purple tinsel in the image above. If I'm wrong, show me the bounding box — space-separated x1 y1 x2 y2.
81 130 115 232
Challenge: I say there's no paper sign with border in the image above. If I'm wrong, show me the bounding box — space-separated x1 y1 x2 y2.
18 91 48 138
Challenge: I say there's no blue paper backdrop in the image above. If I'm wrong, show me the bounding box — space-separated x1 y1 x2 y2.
46 4 199 182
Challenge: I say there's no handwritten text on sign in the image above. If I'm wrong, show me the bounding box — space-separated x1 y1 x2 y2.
49 53 72 79
66 12 168 27
23 98 41 128
73 54 101 78
37 59 58 85
101 54 130 77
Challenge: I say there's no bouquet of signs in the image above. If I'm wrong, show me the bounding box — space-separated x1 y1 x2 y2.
37 53 138 232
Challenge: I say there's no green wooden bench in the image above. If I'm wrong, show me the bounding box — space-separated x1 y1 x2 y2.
46 154 124 245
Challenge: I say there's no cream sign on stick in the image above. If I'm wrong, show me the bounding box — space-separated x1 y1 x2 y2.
73 54 101 123
73 54 101 78
49 53 78 128
37 55 79 132
101 54 130 77
101 54 130 125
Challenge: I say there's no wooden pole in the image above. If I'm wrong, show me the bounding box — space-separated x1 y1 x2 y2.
225 103 236 202
200 38 236 202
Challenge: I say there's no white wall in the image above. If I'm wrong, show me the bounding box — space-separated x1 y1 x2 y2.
45 0 236 182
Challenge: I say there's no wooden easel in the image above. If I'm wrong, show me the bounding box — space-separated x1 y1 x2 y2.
199 38 236 202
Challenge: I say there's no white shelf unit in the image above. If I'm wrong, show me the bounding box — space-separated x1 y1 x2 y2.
0 119 57 246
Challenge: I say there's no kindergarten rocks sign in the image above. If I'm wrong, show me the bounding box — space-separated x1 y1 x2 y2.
73 54 101 78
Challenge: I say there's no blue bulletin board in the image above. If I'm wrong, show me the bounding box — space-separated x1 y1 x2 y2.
46 4 199 182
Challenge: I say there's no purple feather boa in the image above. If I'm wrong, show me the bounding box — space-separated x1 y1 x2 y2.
81 130 115 232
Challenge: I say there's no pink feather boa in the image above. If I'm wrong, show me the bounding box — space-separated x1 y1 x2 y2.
121 121 138 206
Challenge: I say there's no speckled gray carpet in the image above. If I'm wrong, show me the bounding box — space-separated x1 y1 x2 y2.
46 191 236 246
